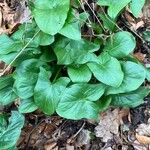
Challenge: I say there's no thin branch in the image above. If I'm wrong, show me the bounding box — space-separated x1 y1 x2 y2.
84 0 106 32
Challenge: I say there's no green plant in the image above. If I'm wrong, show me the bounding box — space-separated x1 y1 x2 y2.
0 0 149 148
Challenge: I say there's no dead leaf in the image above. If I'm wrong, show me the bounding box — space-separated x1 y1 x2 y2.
66 144 74 150
76 129 91 147
44 139 58 150
143 0 150 19
136 134 150 144
95 109 120 142
133 52 146 62
132 140 148 150
131 21 144 31
136 118 150 136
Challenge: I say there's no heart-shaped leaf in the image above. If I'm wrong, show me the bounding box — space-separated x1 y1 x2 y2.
18 98 38 113
97 0 131 19
68 64 92 82
107 61 146 94
13 59 48 99
59 9 81 40
56 83 105 120
111 87 149 108
32 0 70 35
130 0 145 17
54 37 100 65
103 32 136 58
88 53 124 87
34 67 70 115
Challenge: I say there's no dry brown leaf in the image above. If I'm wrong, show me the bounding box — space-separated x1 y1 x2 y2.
143 0 150 19
136 134 150 145
44 139 58 150
66 144 74 150
76 129 91 147
131 21 144 31
95 109 130 143
95 109 120 142
132 140 148 150
136 119 150 136
133 52 146 62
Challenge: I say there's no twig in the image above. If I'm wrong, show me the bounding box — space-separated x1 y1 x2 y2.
99 6 123 31
120 19 146 43
67 121 85 144
78 0 95 39
84 0 106 32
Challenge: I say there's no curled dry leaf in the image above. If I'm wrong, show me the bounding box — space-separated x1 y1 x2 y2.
133 52 146 62
76 129 91 147
95 109 119 142
44 139 58 150
132 140 148 150
136 119 150 136
136 134 150 145
95 109 129 142
66 144 74 150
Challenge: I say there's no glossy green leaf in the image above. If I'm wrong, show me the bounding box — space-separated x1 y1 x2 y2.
79 12 90 26
111 87 150 108
18 98 38 113
0 87 17 106
0 111 24 149
13 59 48 99
0 47 41 65
54 37 99 65
32 0 70 35
0 114 7 133
0 75 14 90
0 34 23 55
97 0 131 19
0 76 17 105
143 30 150 42
146 68 150 81
68 64 92 82
130 0 145 17
88 53 124 87
56 83 105 120
103 32 136 58
98 14 116 31
34 67 70 115
11 23 54 46
107 61 146 94
97 96 112 112
59 9 81 40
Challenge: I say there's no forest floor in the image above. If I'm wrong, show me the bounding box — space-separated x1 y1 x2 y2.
0 0 150 149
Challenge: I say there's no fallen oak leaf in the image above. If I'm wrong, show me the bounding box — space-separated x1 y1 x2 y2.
136 133 150 145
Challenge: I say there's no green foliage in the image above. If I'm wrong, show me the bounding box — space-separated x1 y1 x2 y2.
56 83 105 119
0 0 149 148
0 111 24 149
32 0 70 35
0 75 17 105
103 32 136 58
111 87 149 107
97 0 131 19
88 53 124 87
143 30 150 42
97 0 145 19
130 0 145 17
